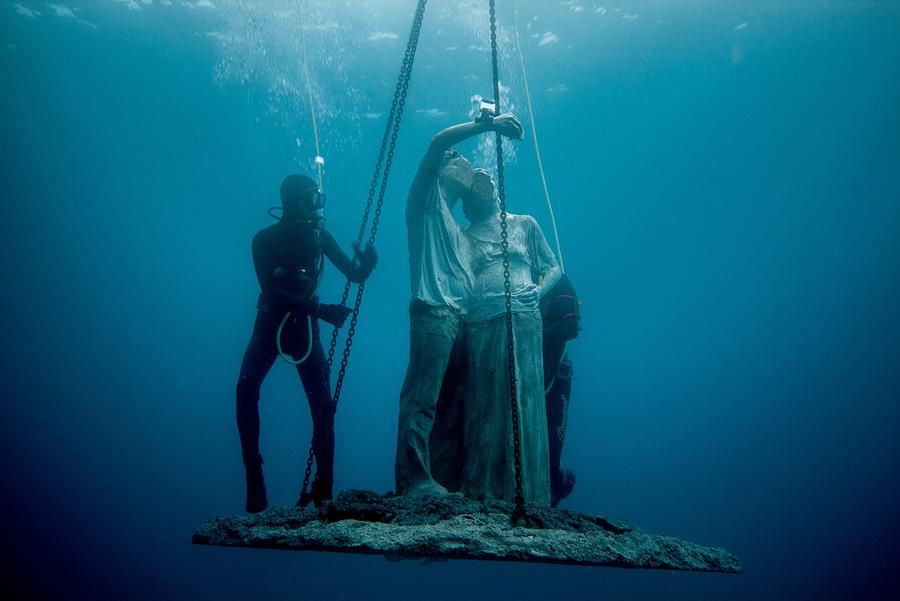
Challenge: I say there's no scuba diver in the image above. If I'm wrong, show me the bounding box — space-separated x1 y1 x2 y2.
541 273 581 507
235 173 377 513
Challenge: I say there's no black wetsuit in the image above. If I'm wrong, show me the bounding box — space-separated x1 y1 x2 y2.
236 219 365 498
541 274 581 504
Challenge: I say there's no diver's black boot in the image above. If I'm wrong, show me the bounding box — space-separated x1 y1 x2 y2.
244 455 269 513
550 467 576 508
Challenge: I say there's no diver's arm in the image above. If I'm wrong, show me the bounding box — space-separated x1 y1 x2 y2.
322 230 377 283
407 114 524 219
270 270 351 324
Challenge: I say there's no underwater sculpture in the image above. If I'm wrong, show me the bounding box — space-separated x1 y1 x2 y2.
395 114 532 499
196 1 742 571
397 113 561 507
457 165 561 506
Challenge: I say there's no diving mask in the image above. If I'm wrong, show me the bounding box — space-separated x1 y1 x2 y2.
305 189 327 211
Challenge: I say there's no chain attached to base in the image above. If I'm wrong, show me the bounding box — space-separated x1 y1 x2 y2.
297 0 429 504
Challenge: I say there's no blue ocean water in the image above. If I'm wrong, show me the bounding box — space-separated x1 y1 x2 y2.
2 1 899 599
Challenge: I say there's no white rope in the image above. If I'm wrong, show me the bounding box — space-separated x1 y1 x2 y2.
298 2 324 192
513 3 570 391
513 2 564 273
275 3 324 367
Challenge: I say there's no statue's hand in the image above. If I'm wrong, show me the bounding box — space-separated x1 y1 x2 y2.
513 285 540 307
492 113 525 140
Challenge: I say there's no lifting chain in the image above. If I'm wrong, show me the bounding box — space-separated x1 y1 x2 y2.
298 0 429 506
489 0 534 527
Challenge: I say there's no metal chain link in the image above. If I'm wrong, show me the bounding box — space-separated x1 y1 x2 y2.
325 0 422 373
490 0 530 526
298 0 428 506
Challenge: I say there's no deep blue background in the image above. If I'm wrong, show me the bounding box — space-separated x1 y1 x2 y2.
2 1 898 599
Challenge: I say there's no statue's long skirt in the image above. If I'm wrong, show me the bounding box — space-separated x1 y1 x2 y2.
461 310 551 506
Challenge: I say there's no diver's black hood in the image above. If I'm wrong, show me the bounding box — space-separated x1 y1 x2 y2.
280 173 318 218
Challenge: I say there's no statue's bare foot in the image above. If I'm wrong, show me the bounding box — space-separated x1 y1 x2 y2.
407 482 463 499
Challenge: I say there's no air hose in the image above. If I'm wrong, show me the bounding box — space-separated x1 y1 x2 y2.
277 313 314 365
